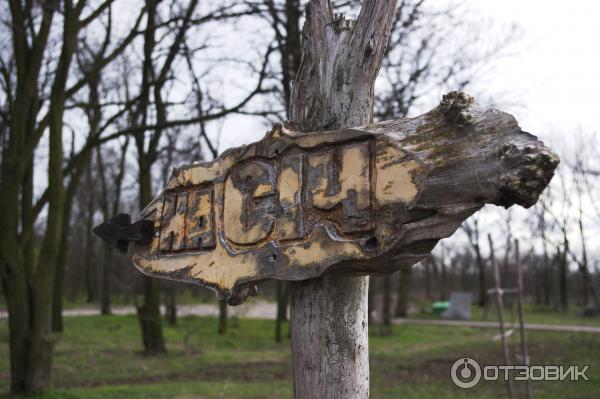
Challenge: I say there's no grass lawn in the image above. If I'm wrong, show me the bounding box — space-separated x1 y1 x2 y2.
1 314 599 398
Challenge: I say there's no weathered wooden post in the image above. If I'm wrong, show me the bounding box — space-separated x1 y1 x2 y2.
287 2 396 397
95 1 559 398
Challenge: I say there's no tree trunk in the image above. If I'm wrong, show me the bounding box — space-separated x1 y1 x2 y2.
218 299 228 335
423 258 432 300
100 245 112 315
0 171 30 393
275 280 289 342
137 277 166 354
164 284 177 326
380 275 392 336
288 1 397 397
395 266 412 317
83 163 96 303
475 243 487 308
560 227 569 310
97 139 129 316
137 163 166 354
51 214 69 332
540 208 552 306
22 6 81 389
439 252 448 301
367 279 375 324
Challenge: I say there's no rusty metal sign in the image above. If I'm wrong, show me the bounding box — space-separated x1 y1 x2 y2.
95 93 558 303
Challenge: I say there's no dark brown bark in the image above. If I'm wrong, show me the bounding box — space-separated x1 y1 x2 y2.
218 299 228 335
1 1 143 393
137 163 166 354
367 279 375 324
137 276 166 355
164 284 177 326
275 280 288 342
1 0 54 389
278 0 303 113
395 266 412 317
423 257 432 300
52 153 91 331
380 276 392 336
25 4 81 389
84 162 96 303
100 245 113 315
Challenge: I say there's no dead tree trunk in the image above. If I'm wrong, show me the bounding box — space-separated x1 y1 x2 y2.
289 1 398 398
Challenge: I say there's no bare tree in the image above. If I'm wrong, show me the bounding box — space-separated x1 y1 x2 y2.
462 216 487 307
0 1 144 393
96 136 130 315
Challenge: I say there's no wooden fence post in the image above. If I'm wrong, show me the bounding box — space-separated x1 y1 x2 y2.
515 239 534 399
489 234 515 399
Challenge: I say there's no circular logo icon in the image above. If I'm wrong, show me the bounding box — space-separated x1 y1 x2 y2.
451 357 481 389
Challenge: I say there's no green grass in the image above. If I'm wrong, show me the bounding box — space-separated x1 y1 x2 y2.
1 314 599 398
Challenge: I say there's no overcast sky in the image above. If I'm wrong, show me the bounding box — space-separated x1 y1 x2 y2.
466 0 599 142
218 0 600 153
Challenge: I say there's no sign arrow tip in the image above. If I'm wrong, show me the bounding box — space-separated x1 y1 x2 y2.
93 213 154 254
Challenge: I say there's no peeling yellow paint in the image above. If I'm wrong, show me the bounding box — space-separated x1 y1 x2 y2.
133 128 425 297
254 183 273 197
278 160 302 240
281 229 363 269
375 145 418 205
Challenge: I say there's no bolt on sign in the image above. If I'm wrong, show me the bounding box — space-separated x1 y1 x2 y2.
95 92 558 304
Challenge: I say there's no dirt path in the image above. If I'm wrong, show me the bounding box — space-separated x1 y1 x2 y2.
393 317 600 334
2 302 599 334
0 301 279 320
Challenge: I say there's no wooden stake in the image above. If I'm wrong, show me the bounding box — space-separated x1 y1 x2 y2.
489 234 515 399
515 239 534 399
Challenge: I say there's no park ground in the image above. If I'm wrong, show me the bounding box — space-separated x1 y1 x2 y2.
1 305 599 398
